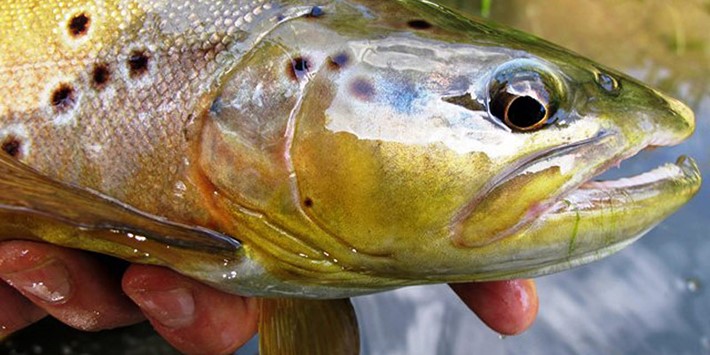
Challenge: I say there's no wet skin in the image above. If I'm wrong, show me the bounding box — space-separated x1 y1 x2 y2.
0 241 538 354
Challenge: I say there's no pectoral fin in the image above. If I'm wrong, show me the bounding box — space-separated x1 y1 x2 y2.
0 153 239 263
259 298 360 355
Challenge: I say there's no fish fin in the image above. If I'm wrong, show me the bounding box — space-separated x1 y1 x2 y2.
0 153 239 257
259 298 360 355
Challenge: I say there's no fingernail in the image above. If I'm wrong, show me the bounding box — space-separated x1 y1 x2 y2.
0 259 72 304
133 288 196 329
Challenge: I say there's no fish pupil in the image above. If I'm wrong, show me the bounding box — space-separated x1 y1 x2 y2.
506 96 546 129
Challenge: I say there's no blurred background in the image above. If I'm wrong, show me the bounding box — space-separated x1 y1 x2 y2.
3 1 708 354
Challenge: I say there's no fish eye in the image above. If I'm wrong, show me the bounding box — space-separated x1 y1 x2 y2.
487 61 561 132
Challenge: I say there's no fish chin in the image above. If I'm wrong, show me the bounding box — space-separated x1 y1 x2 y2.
551 154 700 221
520 151 701 276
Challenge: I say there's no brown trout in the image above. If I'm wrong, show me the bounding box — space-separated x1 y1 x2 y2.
0 0 701 353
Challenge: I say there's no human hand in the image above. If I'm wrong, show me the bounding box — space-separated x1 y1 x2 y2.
0 241 538 354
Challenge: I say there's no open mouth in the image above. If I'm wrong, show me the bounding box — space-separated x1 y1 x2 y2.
553 154 700 213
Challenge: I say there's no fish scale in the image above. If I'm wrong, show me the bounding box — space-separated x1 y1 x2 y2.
0 0 281 220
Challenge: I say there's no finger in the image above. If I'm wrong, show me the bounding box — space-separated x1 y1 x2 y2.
0 241 144 331
123 265 258 355
450 279 538 335
0 281 47 338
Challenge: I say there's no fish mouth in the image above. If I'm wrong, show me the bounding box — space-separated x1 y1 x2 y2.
473 130 701 247
550 153 701 217
471 140 701 281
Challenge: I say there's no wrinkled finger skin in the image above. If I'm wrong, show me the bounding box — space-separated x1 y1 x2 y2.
123 265 259 355
451 279 539 336
0 241 144 331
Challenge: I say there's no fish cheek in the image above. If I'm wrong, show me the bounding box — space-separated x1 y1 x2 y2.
291 76 490 261
452 167 568 248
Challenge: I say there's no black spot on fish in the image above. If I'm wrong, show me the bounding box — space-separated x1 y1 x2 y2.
1 137 20 158
304 198 314 208
287 56 311 81
407 19 432 30
328 52 350 70
128 50 150 78
68 13 91 37
307 6 324 18
210 96 223 115
51 84 76 112
91 63 111 90
350 78 375 101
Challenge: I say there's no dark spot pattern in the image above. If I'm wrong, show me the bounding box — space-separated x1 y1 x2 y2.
51 84 76 112
350 78 376 101
68 13 91 37
128 50 150 78
304 198 314 208
307 6 324 18
1 137 20 157
91 64 111 89
328 52 350 70
287 56 311 81
210 97 223 115
407 19 432 30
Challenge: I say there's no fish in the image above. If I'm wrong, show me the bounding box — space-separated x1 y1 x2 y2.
0 0 701 353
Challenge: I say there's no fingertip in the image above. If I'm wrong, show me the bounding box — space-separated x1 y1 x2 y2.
451 279 539 336
0 282 47 338
0 241 143 331
123 265 258 355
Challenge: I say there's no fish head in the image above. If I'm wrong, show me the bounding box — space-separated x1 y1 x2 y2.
198 1 700 294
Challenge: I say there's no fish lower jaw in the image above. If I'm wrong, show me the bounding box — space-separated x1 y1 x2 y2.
556 155 700 214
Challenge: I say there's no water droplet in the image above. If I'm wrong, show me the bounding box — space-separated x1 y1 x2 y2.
498 334 507 340
685 277 702 293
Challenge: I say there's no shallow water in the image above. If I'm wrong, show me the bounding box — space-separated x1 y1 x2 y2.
357 1 710 354
4 1 709 354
